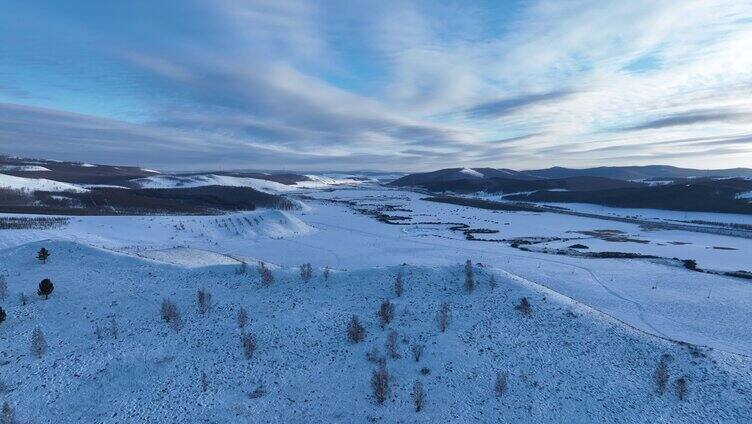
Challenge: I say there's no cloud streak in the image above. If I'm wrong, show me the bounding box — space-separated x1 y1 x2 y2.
623 109 751 131
465 91 574 119
0 0 751 170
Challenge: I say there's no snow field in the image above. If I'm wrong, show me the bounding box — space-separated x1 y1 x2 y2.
0 241 751 423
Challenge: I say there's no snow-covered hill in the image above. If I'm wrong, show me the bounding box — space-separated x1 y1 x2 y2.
1 240 749 423
134 174 296 193
0 173 88 193
133 173 365 193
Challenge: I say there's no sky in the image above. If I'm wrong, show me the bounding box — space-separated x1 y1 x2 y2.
1 0 751 171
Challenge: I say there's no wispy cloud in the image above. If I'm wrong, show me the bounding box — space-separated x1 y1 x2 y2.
465 91 574 119
623 109 752 131
0 0 751 170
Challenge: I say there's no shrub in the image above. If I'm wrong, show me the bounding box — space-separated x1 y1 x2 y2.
394 273 404 297
2 401 16 424
0 276 6 301
242 332 257 360
366 346 385 366
676 377 687 400
19 292 27 306
200 372 209 393
37 278 54 299
347 315 365 343
412 380 425 412
248 384 265 399
0 307 5 326
323 266 331 281
31 327 46 358
495 372 508 398
197 288 212 315
683 259 697 271
515 297 532 315
385 330 400 359
437 302 450 332
235 262 248 275
378 300 395 327
371 365 389 405
36 247 50 264
299 263 313 282
237 307 249 330
411 344 424 362
464 259 474 293
258 261 274 286
109 317 118 339
654 356 670 396
160 299 182 332
489 274 496 290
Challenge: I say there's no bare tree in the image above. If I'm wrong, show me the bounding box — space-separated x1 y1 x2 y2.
299 263 313 282
676 377 687 400
394 272 404 297
347 315 365 343
411 344 424 362
378 300 395 327
411 380 425 412
161 298 182 332
2 401 16 424
371 364 389 405
489 274 497 291
237 307 249 331
385 330 400 359
197 288 212 315
437 302 450 332
0 276 6 301
19 292 27 306
323 266 331 281
258 261 274 286
464 259 474 293
31 327 46 358
495 372 508 398
241 332 257 360
515 297 532 315
109 317 118 339
94 323 103 340
654 356 670 396
200 372 209 393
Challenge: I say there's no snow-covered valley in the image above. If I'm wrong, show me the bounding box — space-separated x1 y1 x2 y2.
1 183 752 423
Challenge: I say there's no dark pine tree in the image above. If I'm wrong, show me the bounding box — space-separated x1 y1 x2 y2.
38 278 54 299
0 306 6 325
37 247 50 264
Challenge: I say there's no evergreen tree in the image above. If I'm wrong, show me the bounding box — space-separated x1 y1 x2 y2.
0 306 5 325
37 278 54 299
36 247 50 264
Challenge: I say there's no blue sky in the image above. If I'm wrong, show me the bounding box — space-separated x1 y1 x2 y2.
1 0 751 171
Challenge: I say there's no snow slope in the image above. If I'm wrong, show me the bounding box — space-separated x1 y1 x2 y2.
134 173 364 192
459 168 484 178
0 241 749 423
0 173 87 193
133 174 296 193
0 165 51 172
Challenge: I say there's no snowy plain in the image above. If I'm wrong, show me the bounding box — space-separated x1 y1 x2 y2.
1 182 752 422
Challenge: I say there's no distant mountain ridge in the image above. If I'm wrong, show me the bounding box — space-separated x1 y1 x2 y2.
524 165 752 180
388 165 752 214
391 165 752 187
